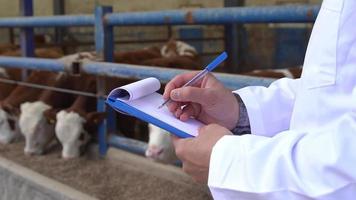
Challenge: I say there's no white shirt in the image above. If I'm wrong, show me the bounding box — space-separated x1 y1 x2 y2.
208 0 356 199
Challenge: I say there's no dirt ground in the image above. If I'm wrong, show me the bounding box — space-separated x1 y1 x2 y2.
0 141 212 200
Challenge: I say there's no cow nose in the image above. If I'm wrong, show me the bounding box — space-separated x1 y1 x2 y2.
145 146 164 158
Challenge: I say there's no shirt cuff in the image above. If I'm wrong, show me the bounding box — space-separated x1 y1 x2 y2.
234 88 266 135
231 93 251 135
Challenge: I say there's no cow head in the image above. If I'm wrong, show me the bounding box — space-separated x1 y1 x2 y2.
0 103 21 144
55 110 105 159
161 40 198 58
19 101 55 155
145 124 178 164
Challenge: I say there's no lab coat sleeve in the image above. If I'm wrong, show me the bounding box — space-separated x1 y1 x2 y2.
234 78 300 137
208 113 356 199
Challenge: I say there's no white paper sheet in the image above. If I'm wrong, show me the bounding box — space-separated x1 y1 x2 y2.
125 92 204 137
108 77 161 101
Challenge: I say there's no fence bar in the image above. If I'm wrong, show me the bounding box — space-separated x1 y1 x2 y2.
108 135 147 156
0 5 319 28
82 62 275 89
106 5 319 26
0 15 94 28
0 56 275 89
0 56 64 72
0 78 98 98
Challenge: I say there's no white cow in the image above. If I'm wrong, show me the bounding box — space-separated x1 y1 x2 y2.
145 124 178 164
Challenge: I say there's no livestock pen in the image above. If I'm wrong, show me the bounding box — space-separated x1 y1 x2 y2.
0 1 319 199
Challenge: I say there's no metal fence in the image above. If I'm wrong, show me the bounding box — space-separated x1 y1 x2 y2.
0 1 319 156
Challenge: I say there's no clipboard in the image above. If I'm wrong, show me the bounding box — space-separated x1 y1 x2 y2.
106 77 204 138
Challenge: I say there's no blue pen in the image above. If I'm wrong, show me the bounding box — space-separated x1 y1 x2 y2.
158 51 228 109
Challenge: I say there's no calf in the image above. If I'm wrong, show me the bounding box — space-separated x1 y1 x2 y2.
142 40 202 70
54 76 145 159
0 68 21 101
19 73 75 155
19 52 98 155
145 124 178 164
113 46 161 65
0 52 95 144
1 47 63 59
54 76 105 158
0 71 57 144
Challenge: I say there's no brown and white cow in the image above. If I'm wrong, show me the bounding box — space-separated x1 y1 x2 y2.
54 76 105 158
18 52 97 155
54 76 142 159
114 46 161 65
0 71 56 144
0 52 94 145
141 39 202 70
145 124 178 164
19 73 76 155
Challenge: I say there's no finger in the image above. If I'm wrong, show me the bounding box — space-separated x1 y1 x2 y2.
171 87 216 106
167 101 180 113
163 72 200 99
179 104 200 121
175 107 183 118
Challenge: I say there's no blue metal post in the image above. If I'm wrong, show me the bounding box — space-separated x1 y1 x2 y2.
53 0 66 45
95 6 114 156
20 0 34 79
224 0 245 73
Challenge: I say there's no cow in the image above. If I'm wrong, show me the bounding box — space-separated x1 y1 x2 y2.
113 46 161 65
141 39 202 70
19 73 76 155
0 71 57 144
18 52 98 155
0 68 22 101
53 75 145 159
0 52 95 145
53 76 106 158
1 47 63 59
145 124 178 164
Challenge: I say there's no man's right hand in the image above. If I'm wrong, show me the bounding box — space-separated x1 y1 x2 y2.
163 72 239 130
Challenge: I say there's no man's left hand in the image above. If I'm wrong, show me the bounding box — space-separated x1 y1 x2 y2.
172 124 232 184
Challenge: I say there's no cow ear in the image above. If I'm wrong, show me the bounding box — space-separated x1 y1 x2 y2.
44 109 59 124
85 112 106 125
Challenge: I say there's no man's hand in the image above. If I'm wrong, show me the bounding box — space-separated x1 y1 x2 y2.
172 124 232 183
163 72 239 130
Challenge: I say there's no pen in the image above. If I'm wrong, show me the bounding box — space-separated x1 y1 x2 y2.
158 51 228 109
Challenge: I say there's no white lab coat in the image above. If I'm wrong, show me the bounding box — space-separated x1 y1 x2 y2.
208 0 356 199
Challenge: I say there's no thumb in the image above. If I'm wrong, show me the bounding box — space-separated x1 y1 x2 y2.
171 87 213 106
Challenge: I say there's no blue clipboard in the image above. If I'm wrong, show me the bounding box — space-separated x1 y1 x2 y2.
106 97 195 138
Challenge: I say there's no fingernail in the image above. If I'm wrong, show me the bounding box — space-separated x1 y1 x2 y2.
171 90 180 100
